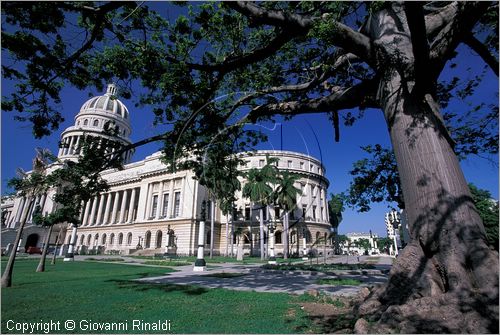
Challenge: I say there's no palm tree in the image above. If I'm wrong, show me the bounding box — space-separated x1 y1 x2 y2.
242 156 279 260
2 148 52 287
275 170 302 259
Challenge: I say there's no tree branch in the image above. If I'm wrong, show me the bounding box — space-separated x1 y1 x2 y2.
245 79 379 122
429 1 491 80
424 2 460 38
227 1 372 62
463 34 499 76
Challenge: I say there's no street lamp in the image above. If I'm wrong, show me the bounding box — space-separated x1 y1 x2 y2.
193 200 207 272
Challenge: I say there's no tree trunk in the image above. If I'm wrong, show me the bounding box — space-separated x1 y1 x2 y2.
225 214 229 257
51 228 62 265
356 69 499 333
283 212 289 259
259 207 264 260
36 224 54 272
1 217 27 287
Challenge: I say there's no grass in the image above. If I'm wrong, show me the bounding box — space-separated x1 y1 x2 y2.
1 260 312 333
316 278 362 286
128 255 303 265
143 260 192 267
262 263 375 272
84 257 125 262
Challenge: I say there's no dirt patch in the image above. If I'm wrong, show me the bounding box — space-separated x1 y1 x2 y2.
299 297 357 333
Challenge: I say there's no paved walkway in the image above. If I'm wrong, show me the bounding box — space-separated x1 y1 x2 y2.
133 255 392 296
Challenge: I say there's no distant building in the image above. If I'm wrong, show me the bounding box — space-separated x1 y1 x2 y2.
342 232 379 255
384 210 410 256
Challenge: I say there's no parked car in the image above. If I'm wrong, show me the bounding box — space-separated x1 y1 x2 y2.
26 246 42 254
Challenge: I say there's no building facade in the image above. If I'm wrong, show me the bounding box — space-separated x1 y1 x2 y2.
1 86 333 257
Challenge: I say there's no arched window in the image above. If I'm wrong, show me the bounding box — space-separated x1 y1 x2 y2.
275 231 282 244
93 119 99 127
94 234 99 246
80 235 85 245
118 233 123 246
243 231 251 244
324 232 328 245
305 230 312 243
156 230 162 248
127 233 132 246
144 231 151 248
87 234 92 245
101 233 107 245
110 233 115 246
316 231 321 242
83 119 88 126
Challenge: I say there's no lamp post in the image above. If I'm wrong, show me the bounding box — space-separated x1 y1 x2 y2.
63 223 77 261
268 219 277 264
193 200 207 272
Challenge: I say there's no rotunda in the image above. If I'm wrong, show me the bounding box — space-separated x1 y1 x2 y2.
57 84 134 163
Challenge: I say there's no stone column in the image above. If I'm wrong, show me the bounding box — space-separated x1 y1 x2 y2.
110 192 120 224
119 190 128 223
103 193 112 225
127 188 137 223
69 136 76 154
82 199 91 226
302 228 308 260
64 223 78 261
20 197 33 224
167 179 175 218
95 194 106 225
88 196 98 226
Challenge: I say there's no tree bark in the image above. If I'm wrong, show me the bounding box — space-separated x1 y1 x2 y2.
283 212 289 259
356 69 499 333
36 224 54 272
259 207 265 260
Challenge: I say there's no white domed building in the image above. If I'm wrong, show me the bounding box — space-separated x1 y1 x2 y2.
2 86 333 258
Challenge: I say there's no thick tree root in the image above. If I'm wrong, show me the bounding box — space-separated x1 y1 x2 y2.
353 242 499 333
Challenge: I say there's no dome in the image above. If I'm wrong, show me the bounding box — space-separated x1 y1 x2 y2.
79 84 129 120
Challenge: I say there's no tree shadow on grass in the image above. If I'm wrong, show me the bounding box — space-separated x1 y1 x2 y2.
107 279 209 296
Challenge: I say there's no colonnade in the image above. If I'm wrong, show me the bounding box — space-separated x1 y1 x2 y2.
80 187 139 226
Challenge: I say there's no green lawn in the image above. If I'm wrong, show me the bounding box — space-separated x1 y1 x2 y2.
316 278 362 286
1 260 311 333
129 255 304 265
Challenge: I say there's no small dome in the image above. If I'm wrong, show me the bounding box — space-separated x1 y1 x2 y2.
79 84 129 119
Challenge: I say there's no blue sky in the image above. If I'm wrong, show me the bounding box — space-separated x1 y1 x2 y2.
2 5 498 237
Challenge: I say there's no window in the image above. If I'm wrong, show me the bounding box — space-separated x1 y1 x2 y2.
316 231 321 242
207 201 212 220
301 183 305 194
259 159 265 167
320 207 324 220
262 208 267 221
291 231 297 244
80 235 85 245
83 119 88 126
313 205 317 220
145 231 151 248
275 207 280 219
77 121 80 126
310 164 314 171
101 234 107 245
110 233 115 245
93 119 99 127
275 231 282 244
87 234 91 245
162 193 169 217
173 192 181 217
288 160 293 168
151 195 158 218
245 206 250 220
317 167 321 174
305 230 312 243
127 233 132 246
156 230 162 248
118 233 123 246
300 161 304 170
206 230 211 245
302 205 307 218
